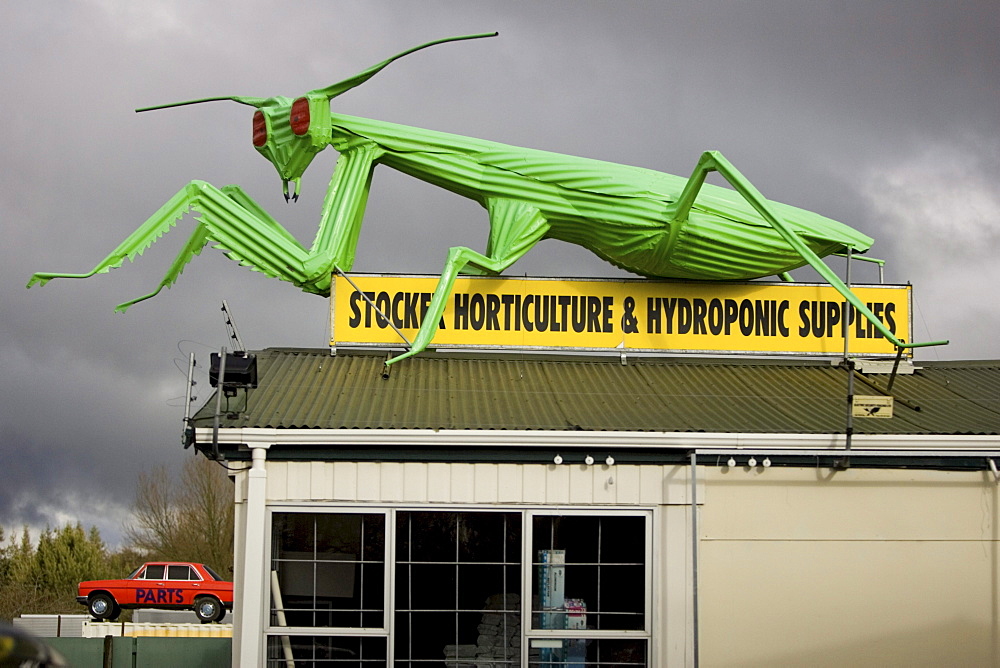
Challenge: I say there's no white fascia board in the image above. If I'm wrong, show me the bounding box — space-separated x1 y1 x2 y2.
195 428 1000 453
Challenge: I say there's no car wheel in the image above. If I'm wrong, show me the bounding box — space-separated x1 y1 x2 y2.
88 593 116 620
194 596 222 623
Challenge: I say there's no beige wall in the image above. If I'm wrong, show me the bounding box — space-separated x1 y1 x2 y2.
699 466 999 667
243 460 695 666
239 459 998 666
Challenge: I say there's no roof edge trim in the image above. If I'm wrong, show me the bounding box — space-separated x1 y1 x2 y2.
195 428 1000 451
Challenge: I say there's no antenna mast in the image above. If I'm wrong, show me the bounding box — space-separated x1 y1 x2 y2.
221 300 246 353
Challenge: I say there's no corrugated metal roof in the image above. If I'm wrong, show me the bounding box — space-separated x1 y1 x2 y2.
192 349 999 435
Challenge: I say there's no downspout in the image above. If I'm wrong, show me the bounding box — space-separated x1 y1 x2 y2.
691 451 700 667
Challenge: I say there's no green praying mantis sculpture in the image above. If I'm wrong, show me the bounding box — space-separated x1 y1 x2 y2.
27 32 947 364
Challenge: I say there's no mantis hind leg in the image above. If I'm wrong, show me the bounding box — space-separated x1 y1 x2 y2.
678 151 946 351
384 199 549 365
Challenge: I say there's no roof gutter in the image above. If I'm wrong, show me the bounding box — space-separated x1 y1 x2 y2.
196 427 999 452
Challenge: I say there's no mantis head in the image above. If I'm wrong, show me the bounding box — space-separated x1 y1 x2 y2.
135 32 497 202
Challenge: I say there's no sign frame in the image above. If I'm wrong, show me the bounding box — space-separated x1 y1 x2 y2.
331 274 913 358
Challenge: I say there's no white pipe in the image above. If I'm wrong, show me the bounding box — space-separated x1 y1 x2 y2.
690 452 700 667
270 571 295 668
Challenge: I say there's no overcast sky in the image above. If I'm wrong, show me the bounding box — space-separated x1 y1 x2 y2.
2 1 998 546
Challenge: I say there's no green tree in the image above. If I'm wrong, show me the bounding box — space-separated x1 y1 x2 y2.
0 523 115 621
124 456 234 577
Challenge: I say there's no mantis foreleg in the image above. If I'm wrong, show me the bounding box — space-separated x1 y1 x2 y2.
384 198 549 365
27 146 381 312
27 181 316 311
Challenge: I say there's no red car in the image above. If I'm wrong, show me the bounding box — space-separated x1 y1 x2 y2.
77 562 233 623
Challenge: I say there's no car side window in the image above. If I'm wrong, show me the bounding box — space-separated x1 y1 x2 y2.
167 565 190 580
142 565 166 580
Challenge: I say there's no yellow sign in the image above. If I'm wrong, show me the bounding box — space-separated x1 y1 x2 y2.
331 275 911 357
853 396 894 418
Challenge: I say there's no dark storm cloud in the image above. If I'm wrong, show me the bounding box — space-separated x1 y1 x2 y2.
1 1 997 542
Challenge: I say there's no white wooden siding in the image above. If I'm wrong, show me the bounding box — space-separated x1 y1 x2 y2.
249 461 696 505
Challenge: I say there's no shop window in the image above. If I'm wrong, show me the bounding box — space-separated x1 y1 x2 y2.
266 508 650 667
394 511 522 667
270 512 386 628
529 513 649 665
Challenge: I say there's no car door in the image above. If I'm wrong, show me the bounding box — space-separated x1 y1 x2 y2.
167 564 200 606
132 563 167 607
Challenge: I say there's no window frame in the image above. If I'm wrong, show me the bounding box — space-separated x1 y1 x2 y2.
265 507 392 639
262 504 655 666
524 508 653 644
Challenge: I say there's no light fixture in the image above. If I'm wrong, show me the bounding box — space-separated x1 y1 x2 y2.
584 455 595 466
553 454 563 465
605 456 615 466
727 457 736 468
210 351 258 397
748 457 757 467
763 457 772 468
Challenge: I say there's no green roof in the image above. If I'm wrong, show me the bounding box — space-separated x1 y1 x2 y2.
193 349 999 436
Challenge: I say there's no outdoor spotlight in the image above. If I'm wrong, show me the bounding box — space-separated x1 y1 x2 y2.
553 454 563 465
727 457 736 468
763 457 772 468
210 351 258 397
605 456 615 466
748 457 757 467
584 455 595 466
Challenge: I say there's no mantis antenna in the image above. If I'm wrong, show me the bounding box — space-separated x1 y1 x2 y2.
135 32 499 113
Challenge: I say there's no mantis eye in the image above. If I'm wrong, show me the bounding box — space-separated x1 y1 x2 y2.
252 111 267 147
290 98 310 135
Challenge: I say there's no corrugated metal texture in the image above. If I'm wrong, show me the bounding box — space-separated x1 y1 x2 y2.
194 349 1000 435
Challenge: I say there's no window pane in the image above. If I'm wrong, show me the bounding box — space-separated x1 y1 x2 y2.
142 565 165 580
457 512 517 563
167 565 189 580
274 513 316 560
396 511 457 562
405 564 456 611
271 512 385 629
266 635 386 667
532 515 646 631
527 638 646 667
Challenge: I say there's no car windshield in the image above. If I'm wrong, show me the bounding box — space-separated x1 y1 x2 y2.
126 566 142 579
203 565 225 581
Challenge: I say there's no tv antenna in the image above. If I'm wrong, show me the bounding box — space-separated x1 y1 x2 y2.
221 300 246 354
